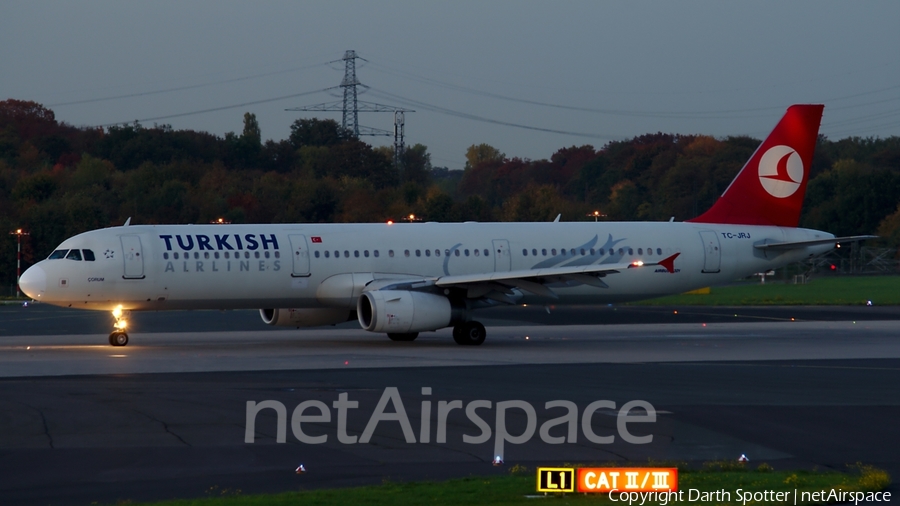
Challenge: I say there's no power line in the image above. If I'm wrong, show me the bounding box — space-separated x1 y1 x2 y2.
98 88 334 127
366 87 613 139
50 61 333 108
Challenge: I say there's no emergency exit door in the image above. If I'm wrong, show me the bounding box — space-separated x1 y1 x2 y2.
289 234 311 277
492 239 511 272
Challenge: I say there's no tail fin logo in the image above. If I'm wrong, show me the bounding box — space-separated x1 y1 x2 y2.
758 145 803 198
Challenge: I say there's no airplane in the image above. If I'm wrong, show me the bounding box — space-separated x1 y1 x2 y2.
17 104 875 347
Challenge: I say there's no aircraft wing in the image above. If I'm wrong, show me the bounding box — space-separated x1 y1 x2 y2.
753 235 878 251
433 253 680 301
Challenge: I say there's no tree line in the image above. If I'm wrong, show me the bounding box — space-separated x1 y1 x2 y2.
2 99 899 286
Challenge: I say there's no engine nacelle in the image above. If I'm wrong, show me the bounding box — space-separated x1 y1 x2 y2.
358 290 457 333
259 308 353 328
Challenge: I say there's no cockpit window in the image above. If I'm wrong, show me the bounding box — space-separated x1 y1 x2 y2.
48 250 68 260
66 249 83 261
82 249 96 261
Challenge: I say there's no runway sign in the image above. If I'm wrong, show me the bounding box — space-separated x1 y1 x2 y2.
536 467 575 493
577 467 678 493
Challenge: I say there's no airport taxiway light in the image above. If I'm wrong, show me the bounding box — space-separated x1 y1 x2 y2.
295 464 307 474
738 454 749 462
673 310 678 314
387 220 393 225
493 456 504 466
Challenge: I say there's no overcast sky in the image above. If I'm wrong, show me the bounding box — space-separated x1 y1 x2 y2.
2 1 899 170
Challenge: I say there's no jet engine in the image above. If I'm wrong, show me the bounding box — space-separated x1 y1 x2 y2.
358 290 462 333
259 308 354 328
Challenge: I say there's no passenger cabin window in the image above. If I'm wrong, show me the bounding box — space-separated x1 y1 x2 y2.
82 249 96 261
464 249 470 256
66 249 82 261
532 249 537 256
48 250 68 260
657 248 662 255
483 249 489 256
315 251 321 258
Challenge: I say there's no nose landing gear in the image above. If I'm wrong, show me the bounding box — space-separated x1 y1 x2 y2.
109 306 130 346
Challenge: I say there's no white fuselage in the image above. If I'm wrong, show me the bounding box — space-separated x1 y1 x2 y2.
23 221 834 313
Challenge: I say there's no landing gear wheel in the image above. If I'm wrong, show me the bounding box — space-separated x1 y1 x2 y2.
109 331 129 347
387 332 419 342
453 322 486 346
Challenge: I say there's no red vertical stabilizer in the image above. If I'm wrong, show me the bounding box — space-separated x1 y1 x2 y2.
687 104 824 227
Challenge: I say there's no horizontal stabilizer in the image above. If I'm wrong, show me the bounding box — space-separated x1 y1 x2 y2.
753 235 878 251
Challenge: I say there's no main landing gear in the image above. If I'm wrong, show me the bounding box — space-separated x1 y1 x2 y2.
109 305 129 347
452 321 486 346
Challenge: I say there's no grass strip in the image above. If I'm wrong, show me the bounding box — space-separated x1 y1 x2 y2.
134 462 890 506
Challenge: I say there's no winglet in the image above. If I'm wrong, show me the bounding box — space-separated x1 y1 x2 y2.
658 252 680 273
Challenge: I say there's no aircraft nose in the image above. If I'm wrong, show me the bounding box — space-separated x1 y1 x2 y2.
19 264 47 299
